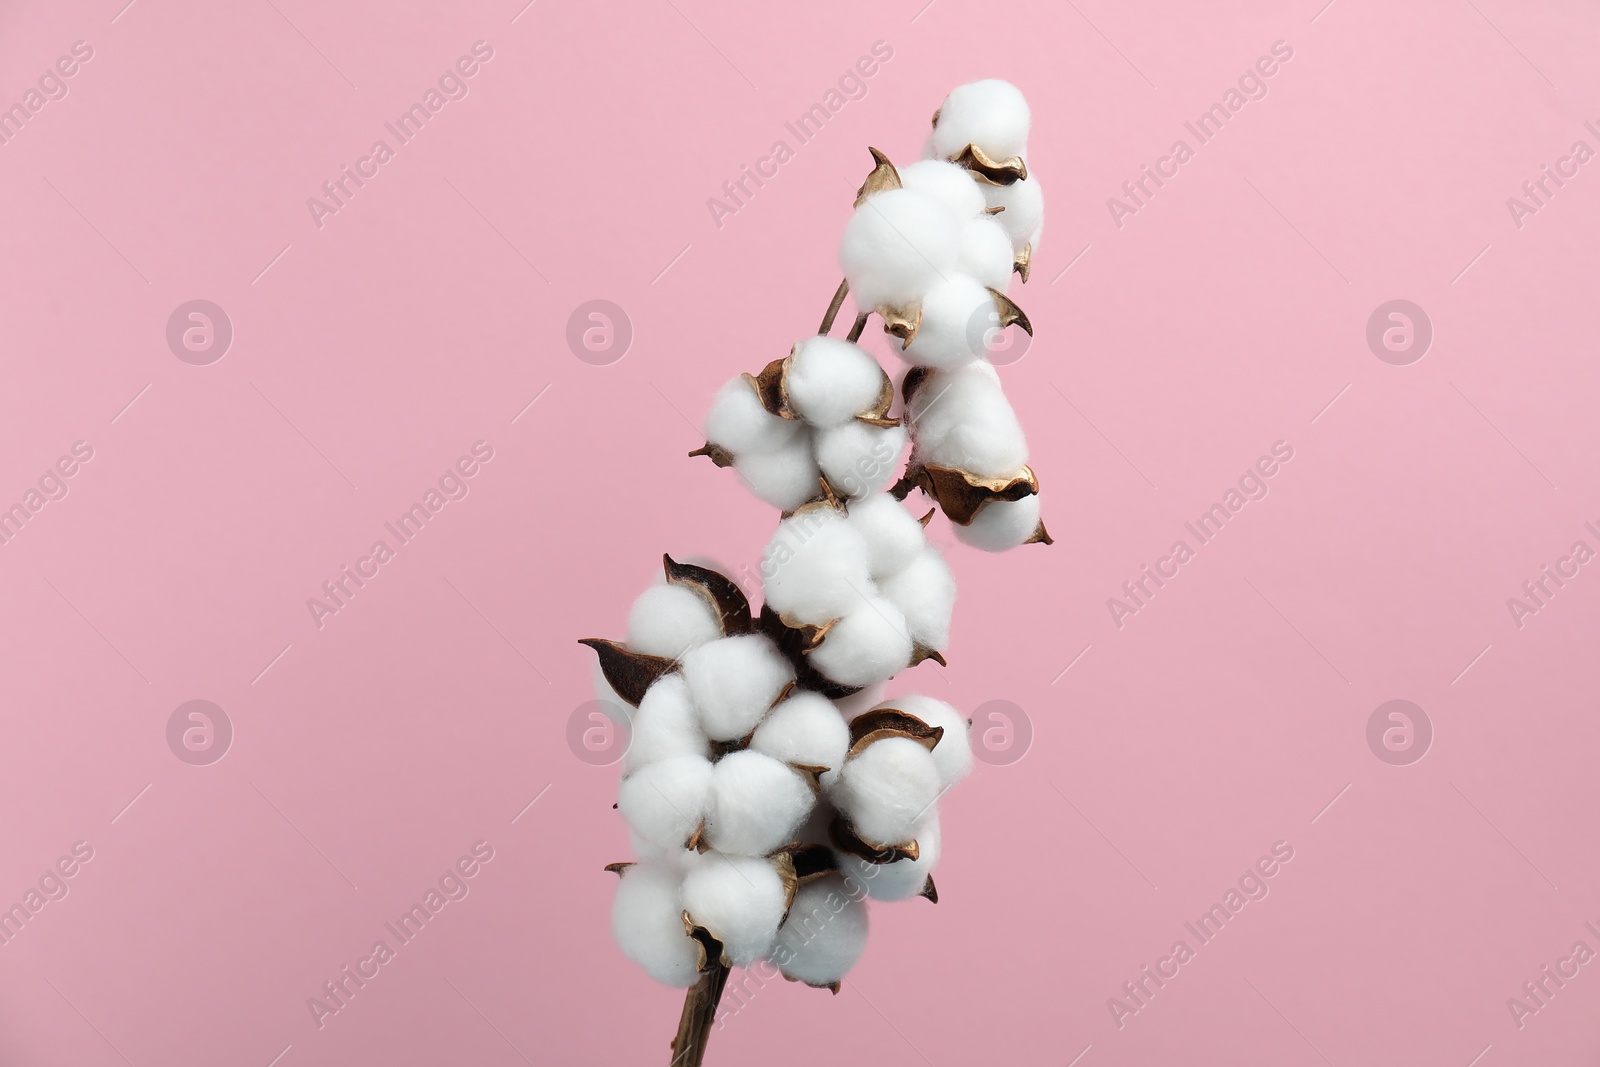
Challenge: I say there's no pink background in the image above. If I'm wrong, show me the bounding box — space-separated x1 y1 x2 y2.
3 0 1599 1064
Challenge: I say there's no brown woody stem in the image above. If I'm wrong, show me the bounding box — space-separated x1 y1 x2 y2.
669 956 731 1067
845 311 869 343
819 277 850 335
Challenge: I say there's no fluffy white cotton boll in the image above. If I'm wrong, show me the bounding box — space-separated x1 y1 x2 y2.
875 695 971 788
705 376 801 456
809 598 913 688
761 509 873 626
751 690 851 778
899 159 986 223
983 175 1044 252
877 545 955 651
816 421 907 500
955 494 1043 552
705 750 814 855
845 494 927 578
931 79 1031 162
618 755 714 851
786 337 885 428
957 216 1016 293
837 814 941 902
734 437 822 511
832 736 941 846
909 365 1028 477
681 852 788 966
624 675 711 774
901 273 996 370
625 585 722 662
839 188 959 311
772 875 870 986
611 861 702 987
682 635 795 742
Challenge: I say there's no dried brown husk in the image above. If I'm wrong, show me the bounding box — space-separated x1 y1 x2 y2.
949 143 1028 185
877 303 922 349
750 359 796 420
1013 242 1032 283
909 642 948 668
576 638 677 706
603 861 634 877
853 370 900 428
788 844 840 885
919 875 939 903
846 708 945 759
903 463 1040 526
854 146 902 207
829 815 919 864
1026 520 1054 545
663 554 754 636
687 442 735 468
773 850 801 919
988 288 1033 335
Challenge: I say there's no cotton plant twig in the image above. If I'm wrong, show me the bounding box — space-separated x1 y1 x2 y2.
584 79 1050 1066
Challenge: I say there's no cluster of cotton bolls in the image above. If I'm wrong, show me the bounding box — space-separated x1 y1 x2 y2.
592 80 1053 1058
598 561 974 992
697 334 907 511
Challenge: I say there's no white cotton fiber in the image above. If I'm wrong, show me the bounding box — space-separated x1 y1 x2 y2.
877 545 955 651
624 674 711 774
816 421 907 500
681 634 795 742
931 79 1031 162
626 584 722 662
611 861 703 987
705 376 801 456
681 852 788 966
874 695 971 788
845 493 926 578
836 813 941 902
899 159 986 224
901 273 995 370
751 690 852 779
618 754 714 851
983 175 1044 251
957 216 1016 293
839 188 959 311
955 494 1043 552
705 750 814 856
909 364 1028 477
831 736 941 846
734 437 822 511
786 338 885 428
772 875 869 986
761 509 873 626
809 597 913 688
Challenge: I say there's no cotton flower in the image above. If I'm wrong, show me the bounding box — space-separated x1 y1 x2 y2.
844 493 927 578
611 861 703 987
908 363 1029 477
816 421 907 500
957 216 1016 293
953 493 1044 551
618 755 715 851
771 875 870 986
681 634 794 742
734 437 823 510
872 696 971 788
877 545 955 652
681 852 788 966
624 674 711 773
705 750 815 855
626 584 722 662
761 508 874 626
809 597 914 688
705 376 802 457
898 159 986 223
785 337 887 428
900 273 997 369
839 188 959 312
750 690 852 779
836 814 941 902
831 735 941 846
931 79 1031 163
